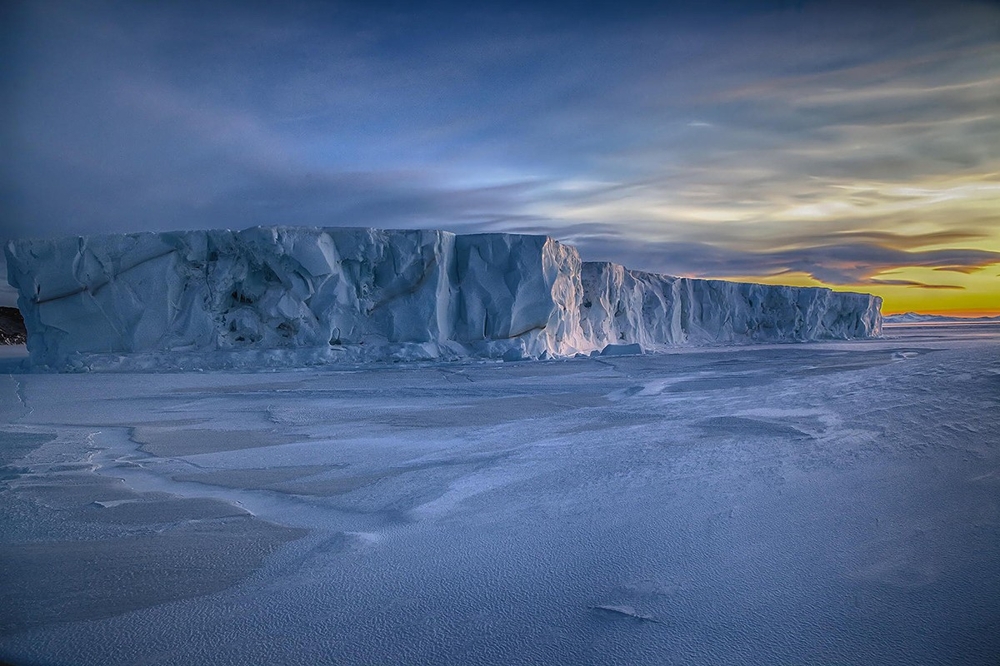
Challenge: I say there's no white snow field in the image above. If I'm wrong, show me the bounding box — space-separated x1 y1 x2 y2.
1 323 998 665
5 227 881 369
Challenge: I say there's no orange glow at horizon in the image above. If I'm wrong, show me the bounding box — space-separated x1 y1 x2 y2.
716 267 1000 317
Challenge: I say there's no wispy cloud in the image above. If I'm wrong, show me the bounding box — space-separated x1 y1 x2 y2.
2 0 998 312
932 265 984 274
561 229 1000 287
869 279 964 290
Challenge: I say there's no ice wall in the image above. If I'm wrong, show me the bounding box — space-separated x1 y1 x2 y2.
5 227 881 367
579 262 882 348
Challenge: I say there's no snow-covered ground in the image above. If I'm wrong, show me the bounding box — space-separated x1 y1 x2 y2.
1 323 998 665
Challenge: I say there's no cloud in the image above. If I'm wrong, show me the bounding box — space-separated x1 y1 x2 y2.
932 265 984 274
562 228 1000 286
794 230 989 251
868 279 964 289
2 0 998 309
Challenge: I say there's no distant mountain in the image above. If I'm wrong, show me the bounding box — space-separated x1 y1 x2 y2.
884 312 1000 324
0 306 26 344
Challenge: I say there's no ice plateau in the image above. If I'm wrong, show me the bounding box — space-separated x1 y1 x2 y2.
5 227 882 368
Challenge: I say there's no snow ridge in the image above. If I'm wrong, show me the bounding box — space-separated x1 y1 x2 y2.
5 227 881 368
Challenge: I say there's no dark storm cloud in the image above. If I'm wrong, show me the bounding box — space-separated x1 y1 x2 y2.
2 0 998 295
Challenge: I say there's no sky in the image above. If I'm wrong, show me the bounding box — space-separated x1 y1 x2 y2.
2 0 999 315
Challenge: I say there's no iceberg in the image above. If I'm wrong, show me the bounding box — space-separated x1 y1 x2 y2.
580 261 881 348
5 227 882 368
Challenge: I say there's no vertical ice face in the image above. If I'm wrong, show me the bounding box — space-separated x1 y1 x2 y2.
450 234 587 357
5 232 211 363
579 262 683 348
578 261 883 347
5 227 882 367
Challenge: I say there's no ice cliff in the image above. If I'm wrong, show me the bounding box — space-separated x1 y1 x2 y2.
5 227 882 368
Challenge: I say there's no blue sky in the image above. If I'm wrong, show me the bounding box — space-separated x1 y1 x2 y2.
3 0 999 312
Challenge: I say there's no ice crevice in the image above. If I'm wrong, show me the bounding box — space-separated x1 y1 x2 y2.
5 227 883 368
7 373 32 419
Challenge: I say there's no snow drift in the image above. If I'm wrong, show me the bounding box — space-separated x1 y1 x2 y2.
5 227 882 368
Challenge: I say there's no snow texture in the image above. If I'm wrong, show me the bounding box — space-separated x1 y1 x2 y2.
5 227 881 368
1 324 998 666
